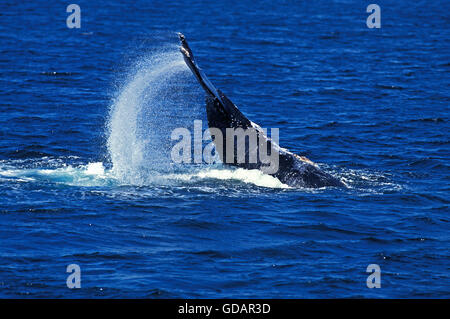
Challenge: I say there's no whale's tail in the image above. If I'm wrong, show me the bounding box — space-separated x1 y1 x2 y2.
178 33 222 103
178 33 252 129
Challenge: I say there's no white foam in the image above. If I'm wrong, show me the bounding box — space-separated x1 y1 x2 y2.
0 162 111 187
85 162 105 176
168 168 289 189
0 158 290 189
198 168 289 188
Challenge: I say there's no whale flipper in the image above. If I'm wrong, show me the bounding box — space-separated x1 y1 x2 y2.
178 33 344 188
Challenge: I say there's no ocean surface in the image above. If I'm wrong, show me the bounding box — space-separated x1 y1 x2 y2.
0 0 449 298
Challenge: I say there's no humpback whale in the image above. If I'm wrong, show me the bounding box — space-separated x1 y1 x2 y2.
178 33 344 188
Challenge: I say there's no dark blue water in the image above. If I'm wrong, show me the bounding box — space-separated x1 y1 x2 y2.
0 0 449 298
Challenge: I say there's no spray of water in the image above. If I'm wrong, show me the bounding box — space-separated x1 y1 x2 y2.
107 46 205 184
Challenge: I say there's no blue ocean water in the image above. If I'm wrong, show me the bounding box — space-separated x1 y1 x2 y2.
0 0 449 298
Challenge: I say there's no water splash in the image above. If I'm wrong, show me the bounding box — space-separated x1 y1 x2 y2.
107 46 205 184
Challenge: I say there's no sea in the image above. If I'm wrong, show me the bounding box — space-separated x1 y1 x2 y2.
0 0 448 298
